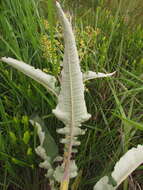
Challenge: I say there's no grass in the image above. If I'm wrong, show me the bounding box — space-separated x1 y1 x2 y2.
0 0 143 190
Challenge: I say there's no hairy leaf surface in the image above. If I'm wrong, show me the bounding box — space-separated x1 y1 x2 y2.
0 57 58 96
93 145 143 190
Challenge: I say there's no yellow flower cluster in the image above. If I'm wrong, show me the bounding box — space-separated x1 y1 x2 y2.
40 19 64 75
42 19 49 30
40 34 53 60
76 26 101 60
40 34 61 75
40 18 104 73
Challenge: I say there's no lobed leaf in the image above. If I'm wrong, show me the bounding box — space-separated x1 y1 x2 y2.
30 115 58 159
53 2 91 126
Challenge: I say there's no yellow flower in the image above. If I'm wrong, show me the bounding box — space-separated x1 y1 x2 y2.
42 19 49 30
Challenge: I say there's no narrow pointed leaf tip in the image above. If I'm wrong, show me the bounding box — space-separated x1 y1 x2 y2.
0 57 58 96
93 145 143 190
83 71 116 82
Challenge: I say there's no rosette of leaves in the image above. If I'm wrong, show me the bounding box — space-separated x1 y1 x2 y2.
1 2 143 190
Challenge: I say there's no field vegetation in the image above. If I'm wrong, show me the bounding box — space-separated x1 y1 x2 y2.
0 0 143 189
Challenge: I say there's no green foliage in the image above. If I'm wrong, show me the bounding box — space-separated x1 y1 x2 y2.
30 115 58 159
0 0 143 190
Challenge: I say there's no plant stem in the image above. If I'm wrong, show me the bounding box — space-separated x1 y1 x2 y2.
60 143 72 190
60 180 69 190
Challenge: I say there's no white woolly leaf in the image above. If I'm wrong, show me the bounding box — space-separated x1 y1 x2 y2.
30 120 45 145
35 145 48 161
69 160 78 178
53 2 91 127
53 160 78 182
39 160 51 169
30 116 58 188
111 144 143 187
83 71 115 82
53 165 65 182
93 145 143 190
0 57 58 96
52 2 92 181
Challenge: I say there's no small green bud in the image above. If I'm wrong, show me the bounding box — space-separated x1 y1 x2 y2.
9 131 17 143
27 147 33 156
23 131 30 144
